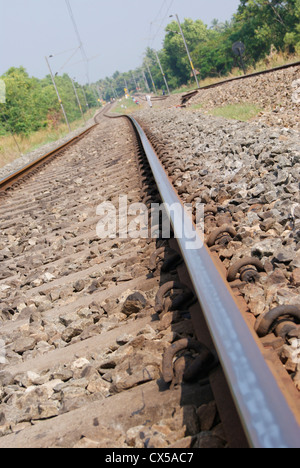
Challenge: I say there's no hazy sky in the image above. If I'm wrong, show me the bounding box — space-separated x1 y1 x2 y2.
1 0 241 83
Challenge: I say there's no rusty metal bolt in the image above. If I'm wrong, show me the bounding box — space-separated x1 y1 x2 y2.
204 205 218 217
227 257 265 283
207 225 237 248
155 281 190 314
255 305 300 338
186 190 203 204
162 338 216 384
149 247 166 270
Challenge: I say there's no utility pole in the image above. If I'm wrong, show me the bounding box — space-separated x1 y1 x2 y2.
71 77 86 123
91 86 101 107
154 49 170 95
170 14 200 89
65 0 99 114
142 70 151 93
94 87 102 106
132 72 138 91
45 56 71 131
65 0 89 83
146 62 157 95
81 85 91 116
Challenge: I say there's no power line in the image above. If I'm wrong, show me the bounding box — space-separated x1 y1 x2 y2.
148 0 168 47
57 47 81 74
148 0 175 49
63 53 101 71
50 46 79 58
152 0 168 26
65 0 90 83
147 0 166 49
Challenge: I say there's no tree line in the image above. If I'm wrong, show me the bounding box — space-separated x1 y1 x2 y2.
98 0 300 99
1 0 299 135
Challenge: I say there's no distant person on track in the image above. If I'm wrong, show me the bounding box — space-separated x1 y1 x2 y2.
146 95 153 109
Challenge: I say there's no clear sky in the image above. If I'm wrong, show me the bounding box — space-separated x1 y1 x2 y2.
0 0 241 83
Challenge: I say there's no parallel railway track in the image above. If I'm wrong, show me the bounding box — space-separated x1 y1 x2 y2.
180 60 300 105
0 104 112 193
0 68 299 448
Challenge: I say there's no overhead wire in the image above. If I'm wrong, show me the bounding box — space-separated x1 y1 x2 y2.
50 46 79 58
58 47 81 74
148 0 175 50
65 0 90 83
147 0 168 50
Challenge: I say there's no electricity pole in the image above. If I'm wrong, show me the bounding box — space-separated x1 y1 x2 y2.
142 70 151 93
170 14 200 89
71 77 86 123
90 85 101 107
81 85 91 115
132 72 138 91
146 62 157 95
65 0 89 83
154 49 170 95
45 56 71 131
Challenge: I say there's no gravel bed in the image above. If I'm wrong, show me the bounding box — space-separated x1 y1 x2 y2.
187 64 300 131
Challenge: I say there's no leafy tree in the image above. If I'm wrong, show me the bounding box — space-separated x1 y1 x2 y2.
231 0 300 61
0 67 48 135
0 67 97 135
283 0 300 52
193 29 235 78
163 19 209 86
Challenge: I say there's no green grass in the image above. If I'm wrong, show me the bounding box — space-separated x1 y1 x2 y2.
207 103 263 121
112 97 142 114
190 103 204 111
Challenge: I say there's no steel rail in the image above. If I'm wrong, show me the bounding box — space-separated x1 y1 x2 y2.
128 115 300 449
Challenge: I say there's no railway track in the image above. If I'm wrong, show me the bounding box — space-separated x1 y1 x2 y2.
180 60 300 106
0 93 299 448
